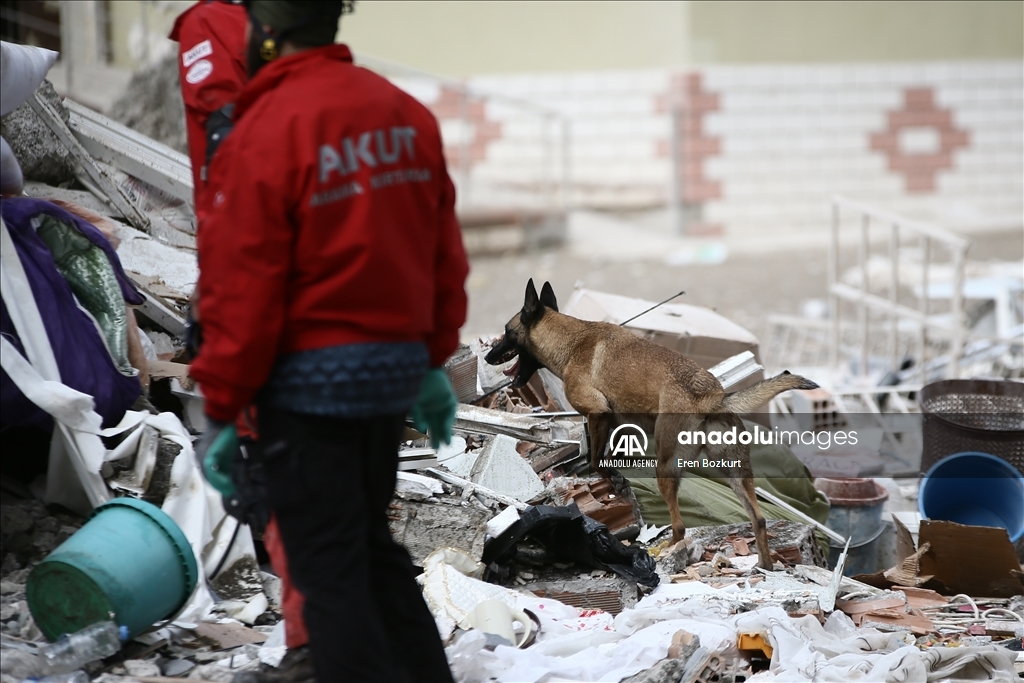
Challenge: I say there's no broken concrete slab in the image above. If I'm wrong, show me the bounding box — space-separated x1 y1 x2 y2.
388 499 491 566
0 81 76 186
469 435 545 503
108 53 188 155
395 471 445 501
454 405 577 444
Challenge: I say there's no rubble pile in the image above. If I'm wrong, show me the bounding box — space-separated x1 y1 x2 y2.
108 53 188 155
1 41 1022 683
0 80 76 185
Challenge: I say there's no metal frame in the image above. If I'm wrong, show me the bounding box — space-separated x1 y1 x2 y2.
829 195 970 381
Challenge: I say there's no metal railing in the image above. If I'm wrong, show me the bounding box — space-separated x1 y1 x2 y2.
828 195 971 382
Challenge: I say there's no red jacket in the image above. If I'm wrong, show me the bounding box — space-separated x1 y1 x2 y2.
191 45 470 423
168 1 247 213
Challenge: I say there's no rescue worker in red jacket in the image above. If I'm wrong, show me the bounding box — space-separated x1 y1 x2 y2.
191 2 467 680
170 4 312 680
169 0 247 216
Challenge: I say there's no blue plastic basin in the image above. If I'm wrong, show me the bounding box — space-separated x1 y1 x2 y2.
918 451 1024 543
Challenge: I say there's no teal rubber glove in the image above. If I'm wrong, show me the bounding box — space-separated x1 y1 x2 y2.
410 368 457 450
196 421 238 498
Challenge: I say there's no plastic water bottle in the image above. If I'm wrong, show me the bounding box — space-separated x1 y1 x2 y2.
27 673 91 683
38 620 128 671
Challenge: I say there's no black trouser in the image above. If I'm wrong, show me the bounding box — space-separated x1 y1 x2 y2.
258 406 454 683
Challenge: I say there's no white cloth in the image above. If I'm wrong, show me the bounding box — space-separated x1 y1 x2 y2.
0 40 58 116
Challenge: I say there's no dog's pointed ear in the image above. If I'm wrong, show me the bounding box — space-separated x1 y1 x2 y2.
523 278 541 323
540 281 558 312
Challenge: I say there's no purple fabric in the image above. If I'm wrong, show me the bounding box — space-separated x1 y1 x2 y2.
1 198 141 430
1 198 143 305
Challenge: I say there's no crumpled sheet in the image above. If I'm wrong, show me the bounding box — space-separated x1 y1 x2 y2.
741 608 1016 682
445 579 1017 683
1 215 262 630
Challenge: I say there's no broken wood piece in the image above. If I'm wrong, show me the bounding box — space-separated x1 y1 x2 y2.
835 595 907 615
883 541 933 587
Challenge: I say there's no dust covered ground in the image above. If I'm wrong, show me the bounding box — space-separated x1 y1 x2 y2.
462 221 1024 347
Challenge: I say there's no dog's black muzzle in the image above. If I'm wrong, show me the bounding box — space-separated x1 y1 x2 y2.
484 335 519 366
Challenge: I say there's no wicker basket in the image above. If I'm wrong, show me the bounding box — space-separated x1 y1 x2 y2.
920 379 1024 476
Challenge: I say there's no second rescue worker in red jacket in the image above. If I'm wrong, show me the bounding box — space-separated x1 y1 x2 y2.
191 1 467 680
168 0 247 216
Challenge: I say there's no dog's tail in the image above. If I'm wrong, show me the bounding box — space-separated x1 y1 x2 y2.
722 371 818 414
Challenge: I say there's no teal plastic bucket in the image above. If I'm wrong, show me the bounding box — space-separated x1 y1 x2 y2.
27 498 198 641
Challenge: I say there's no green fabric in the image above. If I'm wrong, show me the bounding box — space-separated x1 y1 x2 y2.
627 422 832 555
410 368 457 449
204 425 238 498
249 1 342 47
34 214 133 376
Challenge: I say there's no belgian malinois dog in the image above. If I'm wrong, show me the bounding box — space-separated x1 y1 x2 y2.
485 280 818 571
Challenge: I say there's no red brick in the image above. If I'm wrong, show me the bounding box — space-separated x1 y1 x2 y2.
905 174 937 193
683 72 703 94
684 137 721 156
683 180 722 202
904 88 935 110
870 132 898 151
889 153 952 172
889 110 952 128
687 92 720 112
686 221 724 237
941 129 970 148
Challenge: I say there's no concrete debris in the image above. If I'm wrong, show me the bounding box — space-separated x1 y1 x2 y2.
0 80 77 185
395 471 446 501
108 54 188 155
5 69 1022 683
388 498 492 566
682 519 829 569
468 434 546 503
